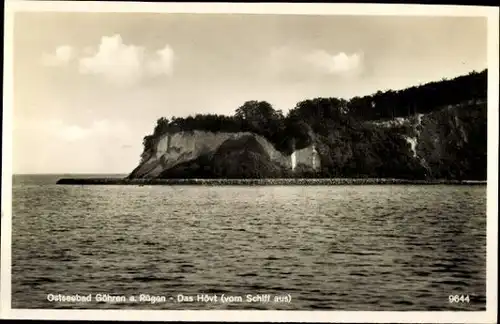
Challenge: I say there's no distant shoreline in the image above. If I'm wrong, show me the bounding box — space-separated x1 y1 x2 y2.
55 178 487 186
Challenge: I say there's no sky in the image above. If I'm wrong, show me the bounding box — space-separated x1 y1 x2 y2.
11 12 488 174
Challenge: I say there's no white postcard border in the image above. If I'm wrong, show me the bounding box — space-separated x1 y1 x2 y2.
1 1 498 323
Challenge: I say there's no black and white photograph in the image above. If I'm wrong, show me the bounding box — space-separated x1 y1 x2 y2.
1 1 498 322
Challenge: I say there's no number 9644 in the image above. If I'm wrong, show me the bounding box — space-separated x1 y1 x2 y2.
449 295 470 303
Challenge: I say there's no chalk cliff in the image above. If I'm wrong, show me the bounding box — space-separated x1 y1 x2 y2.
128 101 485 180
129 130 319 179
128 70 487 180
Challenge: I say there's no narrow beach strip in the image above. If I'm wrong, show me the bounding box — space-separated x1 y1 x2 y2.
56 178 487 186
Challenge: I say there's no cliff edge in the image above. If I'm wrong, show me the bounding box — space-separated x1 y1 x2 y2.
129 130 319 179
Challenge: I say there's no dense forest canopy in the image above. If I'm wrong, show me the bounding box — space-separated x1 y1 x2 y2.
142 70 486 153
139 69 487 180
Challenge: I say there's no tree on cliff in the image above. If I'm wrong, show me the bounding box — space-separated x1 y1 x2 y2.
345 69 487 121
235 100 286 145
153 117 170 135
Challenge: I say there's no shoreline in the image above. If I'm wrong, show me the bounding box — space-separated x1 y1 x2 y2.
55 178 487 186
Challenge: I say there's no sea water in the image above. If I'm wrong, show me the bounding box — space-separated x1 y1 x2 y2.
11 175 486 310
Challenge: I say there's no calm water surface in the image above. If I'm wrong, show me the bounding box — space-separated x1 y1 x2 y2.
11 175 487 310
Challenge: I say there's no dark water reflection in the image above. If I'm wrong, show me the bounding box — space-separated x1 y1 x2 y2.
12 175 486 310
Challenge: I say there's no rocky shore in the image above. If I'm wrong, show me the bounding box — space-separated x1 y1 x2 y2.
56 178 486 186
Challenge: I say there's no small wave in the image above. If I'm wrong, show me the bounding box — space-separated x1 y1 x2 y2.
432 267 457 273
412 270 431 276
246 284 270 290
349 272 368 277
201 287 229 294
308 288 324 293
238 272 258 277
394 299 414 306
452 272 474 279
59 256 78 262
21 280 42 287
430 279 469 288
34 277 57 283
435 279 469 286
51 228 71 233
328 250 381 257
131 276 176 282
448 256 472 263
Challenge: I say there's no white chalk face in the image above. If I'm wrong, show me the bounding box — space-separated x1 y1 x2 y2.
291 151 297 170
312 146 318 170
